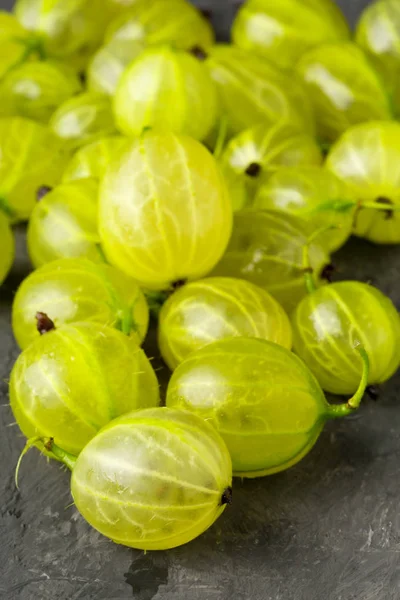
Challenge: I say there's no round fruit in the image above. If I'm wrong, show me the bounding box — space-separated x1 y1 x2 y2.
50 92 116 150
87 38 143 97
292 281 400 395
0 212 14 285
27 178 103 268
253 166 354 252
0 117 67 221
355 0 400 112
206 44 315 138
105 0 214 52
296 42 392 144
36 407 232 550
219 122 322 211
166 337 369 477
99 131 233 290
158 276 292 370
232 0 350 70
0 60 82 123
10 320 159 457
62 136 126 183
0 10 27 43
325 121 400 244
211 210 330 314
12 258 149 350
113 46 218 141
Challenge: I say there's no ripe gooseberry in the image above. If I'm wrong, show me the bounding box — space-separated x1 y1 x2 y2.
10 319 160 457
325 121 400 244
291 239 400 395
296 42 393 145
21 408 232 550
166 337 369 477
219 122 322 211
0 61 82 123
0 212 14 285
232 0 350 70
105 0 214 53
27 178 103 268
158 276 292 370
113 46 218 141
87 39 144 97
99 131 233 290
12 258 149 350
62 136 126 183
205 45 315 138
0 117 67 221
50 92 116 151
211 210 330 314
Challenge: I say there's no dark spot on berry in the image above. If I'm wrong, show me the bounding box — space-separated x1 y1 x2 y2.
221 487 233 506
36 186 52 202
190 45 208 61
36 312 56 335
78 71 86 85
245 162 261 177
321 263 336 283
375 196 394 220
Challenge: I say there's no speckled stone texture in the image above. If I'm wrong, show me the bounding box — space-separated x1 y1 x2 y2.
2 1 400 599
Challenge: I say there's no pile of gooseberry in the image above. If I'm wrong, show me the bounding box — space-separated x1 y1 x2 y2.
1 0 400 551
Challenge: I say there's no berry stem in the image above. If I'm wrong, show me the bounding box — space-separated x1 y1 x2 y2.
326 348 370 419
213 117 228 160
15 436 77 489
302 225 338 294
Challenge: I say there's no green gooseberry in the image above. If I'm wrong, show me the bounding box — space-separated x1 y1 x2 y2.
12 257 149 350
325 121 400 244
0 10 27 43
355 0 400 114
211 209 330 314
296 42 393 145
99 131 233 290
0 212 15 285
0 117 68 222
291 251 400 395
87 38 144 97
27 178 103 268
21 408 232 550
205 44 315 138
232 0 350 70
105 0 215 53
0 60 82 123
158 276 292 370
166 337 369 477
62 136 126 183
50 92 117 151
219 122 322 211
113 46 218 141
253 166 355 253
10 319 160 457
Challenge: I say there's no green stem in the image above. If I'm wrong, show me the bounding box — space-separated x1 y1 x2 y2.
96 244 108 263
15 436 77 489
326 348 370 419
302 225 338 294
361 201 400 212
213 116 228 160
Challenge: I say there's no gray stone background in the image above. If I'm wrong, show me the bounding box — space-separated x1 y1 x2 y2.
2 1 400 600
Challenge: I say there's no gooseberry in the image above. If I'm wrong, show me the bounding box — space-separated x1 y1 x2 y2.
206 45 315 138
10 319 160 457
232 0 350 70
219 122 322 211
296 42 392 145
0 212 14 285
158 276 292 370
99 131 233 290
325 121 400 244
27 408 232 550
50 92 116 151
211 210 330 314
113 46 218 141
62 136 126 183
27 178 103 268
12 258 149 350
0 60 82 123
0 117 67 221
253 166 355 252
166 337 369 477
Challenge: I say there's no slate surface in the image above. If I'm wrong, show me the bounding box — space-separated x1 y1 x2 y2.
2 1 400 599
